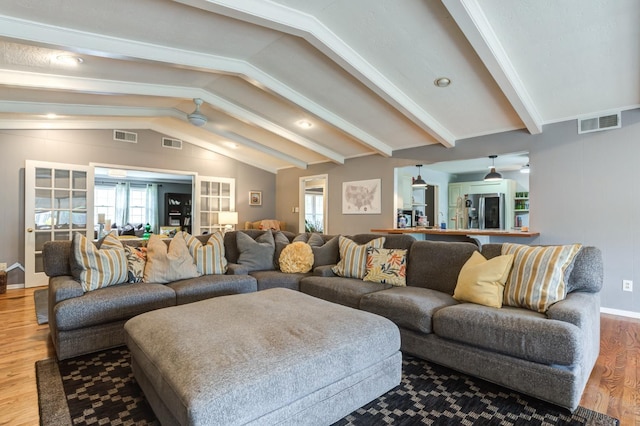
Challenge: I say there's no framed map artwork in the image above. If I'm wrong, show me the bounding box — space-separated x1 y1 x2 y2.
342 179 381 214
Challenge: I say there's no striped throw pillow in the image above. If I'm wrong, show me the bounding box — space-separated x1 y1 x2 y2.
332 236 385 279
71 232 128 292
182 231 227 275
502 243 582 312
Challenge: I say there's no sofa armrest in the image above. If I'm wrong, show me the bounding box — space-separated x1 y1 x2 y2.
226 263 249 275
313 265 337 277
546 291 600 329
49 275 84 305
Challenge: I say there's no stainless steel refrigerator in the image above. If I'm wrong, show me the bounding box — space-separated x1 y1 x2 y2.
466 193 505 230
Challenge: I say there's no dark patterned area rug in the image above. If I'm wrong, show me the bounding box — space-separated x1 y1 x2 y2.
36 348 618 426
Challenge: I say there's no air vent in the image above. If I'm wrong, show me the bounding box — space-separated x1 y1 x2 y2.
578 112 621 134
113 130 138 143
162 137 183 150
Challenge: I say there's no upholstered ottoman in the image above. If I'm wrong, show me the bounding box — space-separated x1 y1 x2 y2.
124 288 401 426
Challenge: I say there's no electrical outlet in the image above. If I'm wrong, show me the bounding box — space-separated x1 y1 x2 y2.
623 280 633 292
0 263 6 271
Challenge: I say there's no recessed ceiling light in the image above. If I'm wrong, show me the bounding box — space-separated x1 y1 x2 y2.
223 141 239 149
296 120 313 129
434 77 451 88
55 54 84 66
45 113 57 119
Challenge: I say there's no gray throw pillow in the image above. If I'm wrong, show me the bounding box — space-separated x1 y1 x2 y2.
273 231 291 270
308 234 340 267
237 231 275 272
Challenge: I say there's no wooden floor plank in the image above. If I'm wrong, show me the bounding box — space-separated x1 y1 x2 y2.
0 288 638 425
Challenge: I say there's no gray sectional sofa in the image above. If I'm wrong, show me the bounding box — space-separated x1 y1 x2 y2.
42 230 603 412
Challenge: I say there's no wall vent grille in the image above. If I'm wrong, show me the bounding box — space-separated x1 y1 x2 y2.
578 112 621 134
113 130 138 143
162 137 183 150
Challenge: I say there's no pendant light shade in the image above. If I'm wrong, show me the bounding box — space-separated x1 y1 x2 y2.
412 164 427 187
484 155 503 181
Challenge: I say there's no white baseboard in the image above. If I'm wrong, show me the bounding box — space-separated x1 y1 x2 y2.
600 307 640 319
7 284 25 290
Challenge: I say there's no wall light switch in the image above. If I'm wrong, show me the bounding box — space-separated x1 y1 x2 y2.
294 207 299 213
623 280 633 292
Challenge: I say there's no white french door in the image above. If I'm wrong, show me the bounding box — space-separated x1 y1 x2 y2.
25 160 94 287
195 176 235 234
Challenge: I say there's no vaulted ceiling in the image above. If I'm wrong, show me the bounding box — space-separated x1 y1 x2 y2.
1 0 638 173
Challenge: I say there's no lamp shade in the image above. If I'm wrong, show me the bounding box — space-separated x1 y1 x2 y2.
412 164 427 187
218 211 238 225
484 155 503 181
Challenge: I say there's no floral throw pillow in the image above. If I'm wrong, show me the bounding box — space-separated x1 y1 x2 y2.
124 245 147 283
363 247 407 286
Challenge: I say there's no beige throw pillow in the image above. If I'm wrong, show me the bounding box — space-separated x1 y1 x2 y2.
144 233 199 284
453 251 514 308
279 241 314 273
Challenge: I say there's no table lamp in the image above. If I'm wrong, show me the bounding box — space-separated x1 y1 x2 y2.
218 211 238 233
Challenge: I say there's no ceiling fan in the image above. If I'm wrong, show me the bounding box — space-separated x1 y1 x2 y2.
187 98 208 127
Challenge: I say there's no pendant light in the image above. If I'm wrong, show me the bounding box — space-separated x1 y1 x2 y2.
412 165 427 187
484 155 503 181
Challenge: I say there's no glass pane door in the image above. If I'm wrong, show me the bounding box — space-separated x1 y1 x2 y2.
196 176 235 235
25 161 93 287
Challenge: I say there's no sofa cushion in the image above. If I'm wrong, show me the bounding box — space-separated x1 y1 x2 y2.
363 247 407 287
360 287 457 334
332 236 385 279
300 276 391 309
502 243 582 312
55 282 176 331
250 270 311 291
433 303 582 366
236 231 275 272
406 241 478 294
71 232 128 292
144 233 199 284
167 274 257 305
183 231 227 275
453 251 514 308
279 241 314 273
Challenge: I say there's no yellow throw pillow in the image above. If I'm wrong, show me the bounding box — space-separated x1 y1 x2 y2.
502 243 582 313
363 247 407 287
182 231 227 275
143 233 200 283
332 236 385 279
279 241 314 273
453 251 514 308
71 232 128 292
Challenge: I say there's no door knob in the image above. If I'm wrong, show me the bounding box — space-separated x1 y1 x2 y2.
27 228 34 233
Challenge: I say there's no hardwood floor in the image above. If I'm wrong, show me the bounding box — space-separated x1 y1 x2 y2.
0 287 638 426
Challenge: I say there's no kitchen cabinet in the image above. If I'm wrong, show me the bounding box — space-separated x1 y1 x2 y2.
165 193 191 233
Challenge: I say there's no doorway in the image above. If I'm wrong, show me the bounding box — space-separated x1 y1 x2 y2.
299 174 328 233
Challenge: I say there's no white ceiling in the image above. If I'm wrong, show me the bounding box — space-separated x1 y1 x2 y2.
0 0 638 173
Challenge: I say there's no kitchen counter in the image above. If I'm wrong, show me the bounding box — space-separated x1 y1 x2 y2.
370 228 540 238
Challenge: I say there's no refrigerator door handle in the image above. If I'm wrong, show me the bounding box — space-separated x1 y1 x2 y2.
478 197 486 230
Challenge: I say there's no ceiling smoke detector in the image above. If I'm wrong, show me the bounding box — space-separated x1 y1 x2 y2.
187 98 208 127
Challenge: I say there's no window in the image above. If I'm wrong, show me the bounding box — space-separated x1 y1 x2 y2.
94 185 116 223
305 192 324 232
128 186 146 225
